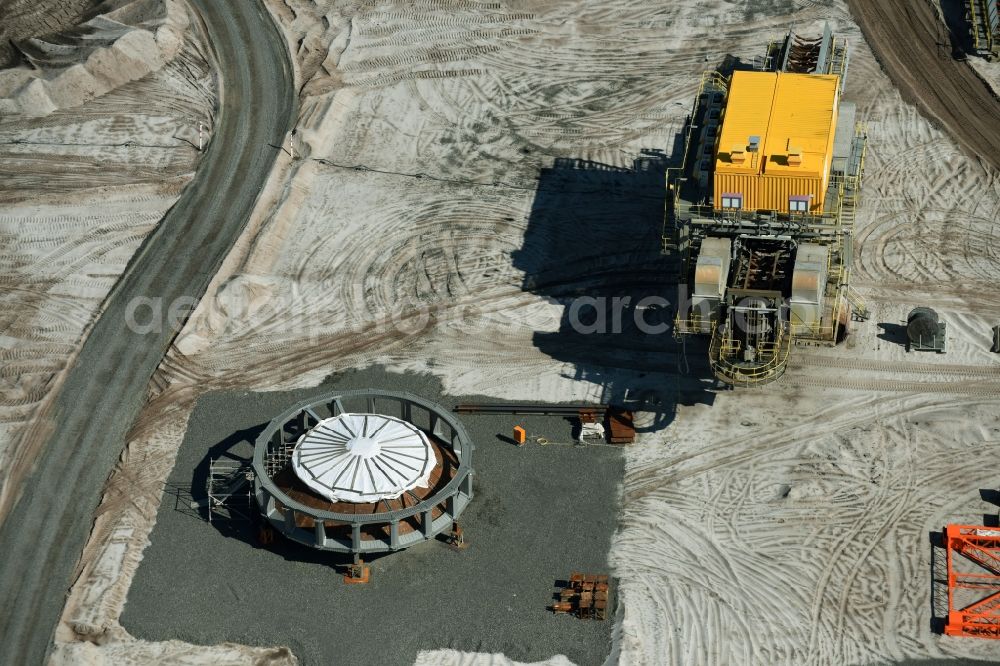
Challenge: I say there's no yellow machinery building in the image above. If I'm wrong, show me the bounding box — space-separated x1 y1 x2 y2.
713 71 840 214
666 24 868 387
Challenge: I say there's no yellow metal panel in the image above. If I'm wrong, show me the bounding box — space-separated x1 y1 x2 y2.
758 175 823 212
714 172 756 209
714 173 823 212
714 72 776 175
763 73 839 179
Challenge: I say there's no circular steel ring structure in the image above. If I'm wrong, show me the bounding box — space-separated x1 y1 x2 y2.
253 389 474 555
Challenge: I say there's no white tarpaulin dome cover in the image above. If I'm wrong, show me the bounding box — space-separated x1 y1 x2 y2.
291 413 437 503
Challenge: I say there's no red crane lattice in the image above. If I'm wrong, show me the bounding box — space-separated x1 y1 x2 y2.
945 524 1000 638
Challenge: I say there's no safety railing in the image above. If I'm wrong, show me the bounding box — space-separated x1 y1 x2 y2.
968 0 996 56
845 122 868 194
663 168 682 251
708 321 793 387
673 314 716 336
718 332 741 356
789 320 836 340
678 201 843 231
700 70 729 95
970 0 984 53
827 37 849 81
825 239 847 285
665 71 728 232
845 285 870 321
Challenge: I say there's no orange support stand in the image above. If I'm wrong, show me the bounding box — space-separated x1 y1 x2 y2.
512 426 526 445
344 563 370 584
344 555 371 584
944 524 1000 638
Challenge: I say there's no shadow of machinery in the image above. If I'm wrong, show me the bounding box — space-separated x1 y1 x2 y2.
877 322 908 347
939 0 973 59
929 529 949 636
511 150 716 434
981 488 1000 527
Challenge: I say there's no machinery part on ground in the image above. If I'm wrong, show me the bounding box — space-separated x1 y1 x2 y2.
906 307 947 353
444 521 468 550
944 524 1000 638
577 422 606 442
992 325 1000 353
578 406 635 444
512 425 527 445
550 573 611 620
253 389 474 555
257 524 275 546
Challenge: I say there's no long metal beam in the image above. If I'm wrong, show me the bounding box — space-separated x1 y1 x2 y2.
453 403 609 415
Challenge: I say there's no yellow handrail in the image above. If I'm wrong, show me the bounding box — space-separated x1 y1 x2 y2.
969 0 985 53
673 315 716 336
847 123 868 193
845 285 869 320
708 321 793 386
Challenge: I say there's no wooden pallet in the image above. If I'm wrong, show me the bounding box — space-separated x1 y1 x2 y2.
551 573 611 620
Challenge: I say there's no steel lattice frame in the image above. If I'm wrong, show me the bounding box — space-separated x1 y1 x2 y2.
945 524 1000 638
253 389 474 554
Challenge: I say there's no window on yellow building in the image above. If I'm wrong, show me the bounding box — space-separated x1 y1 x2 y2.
789 196 810 213
721 194 742 209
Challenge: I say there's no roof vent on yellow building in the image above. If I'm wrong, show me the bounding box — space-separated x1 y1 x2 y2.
785 139 802 166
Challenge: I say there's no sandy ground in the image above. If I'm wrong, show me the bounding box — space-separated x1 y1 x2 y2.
0 0 216 556
969 58 1000 95
47 0 1000 664
846 0 1000 173
0 0 194 116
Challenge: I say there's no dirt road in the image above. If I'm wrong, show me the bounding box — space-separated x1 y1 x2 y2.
0 0 295 662
847 0 1000 172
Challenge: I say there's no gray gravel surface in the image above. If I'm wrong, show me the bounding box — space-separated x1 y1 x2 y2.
122 366 623 665
0 2 295 662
